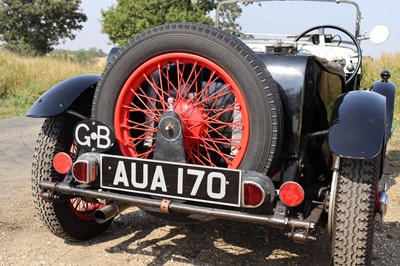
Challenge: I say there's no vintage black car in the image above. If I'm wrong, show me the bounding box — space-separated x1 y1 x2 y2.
27 0 396 265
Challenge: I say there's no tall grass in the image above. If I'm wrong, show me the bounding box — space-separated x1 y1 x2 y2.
362 52 400 117
362 53 400 88
0 49 105 118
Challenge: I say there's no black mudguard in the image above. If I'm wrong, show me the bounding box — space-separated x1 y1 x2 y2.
371 79 396 142
26 74 100 118
328 90 386 159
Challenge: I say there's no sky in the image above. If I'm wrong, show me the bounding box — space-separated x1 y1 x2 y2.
56 0 115 53
56 0 399 58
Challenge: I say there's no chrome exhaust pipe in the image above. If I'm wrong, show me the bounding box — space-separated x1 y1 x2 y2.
94 202 130 224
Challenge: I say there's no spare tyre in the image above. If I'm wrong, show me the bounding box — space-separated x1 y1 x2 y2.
92 22 282 175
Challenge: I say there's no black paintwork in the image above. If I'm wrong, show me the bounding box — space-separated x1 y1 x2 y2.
328 90 386 159
26 74 100 118
257 53 345 158
106 46 121 63
73 119 116 153
256 52 392 160
153 111 186 163
371 79 396 142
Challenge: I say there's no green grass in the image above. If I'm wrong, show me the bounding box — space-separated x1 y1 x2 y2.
0 49 105 118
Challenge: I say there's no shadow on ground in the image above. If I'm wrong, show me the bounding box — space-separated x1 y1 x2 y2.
63 149 400 265
68 209 331 265
383 149 400 189
66 208 400 265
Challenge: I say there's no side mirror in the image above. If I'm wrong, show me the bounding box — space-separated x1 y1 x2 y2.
369 25 390 44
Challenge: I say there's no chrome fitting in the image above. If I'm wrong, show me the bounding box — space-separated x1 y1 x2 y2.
379 182 389 220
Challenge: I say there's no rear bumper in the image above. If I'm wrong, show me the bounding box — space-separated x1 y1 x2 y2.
40 180 314 231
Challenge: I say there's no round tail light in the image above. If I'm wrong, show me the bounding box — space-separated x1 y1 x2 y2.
279 181 305 207
53 152 72 174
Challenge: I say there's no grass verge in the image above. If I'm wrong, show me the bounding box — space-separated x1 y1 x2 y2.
0 49 104 118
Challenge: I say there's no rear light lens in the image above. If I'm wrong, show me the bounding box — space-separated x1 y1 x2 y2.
53 152 72 174
242 182 266 207
279 181 305 207
72 159 97 184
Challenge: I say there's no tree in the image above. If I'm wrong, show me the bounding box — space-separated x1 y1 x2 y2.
0 0 87 55
101 0 244 46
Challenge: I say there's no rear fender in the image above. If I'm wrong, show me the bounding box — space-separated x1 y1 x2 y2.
328 90 386 159
26 74 99 118
370 79 396 142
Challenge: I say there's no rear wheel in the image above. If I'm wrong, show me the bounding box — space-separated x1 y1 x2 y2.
332 156 379 265
92 22 283 174
32 115 111 241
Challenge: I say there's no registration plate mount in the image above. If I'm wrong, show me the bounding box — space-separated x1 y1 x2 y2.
100 154 242 207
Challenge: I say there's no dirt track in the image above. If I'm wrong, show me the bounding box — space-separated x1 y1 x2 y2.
0 117 399 265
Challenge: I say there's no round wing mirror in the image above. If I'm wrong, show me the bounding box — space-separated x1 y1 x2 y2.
369 25 390 44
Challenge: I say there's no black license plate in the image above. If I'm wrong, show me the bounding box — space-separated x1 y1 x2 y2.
100 154 242 207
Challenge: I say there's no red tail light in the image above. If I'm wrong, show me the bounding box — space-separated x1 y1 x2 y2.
53 152 72 174
279 181 305 207
242 182 266 207
72 159 97 184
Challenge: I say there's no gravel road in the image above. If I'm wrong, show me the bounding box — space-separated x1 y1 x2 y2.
0 117 399 265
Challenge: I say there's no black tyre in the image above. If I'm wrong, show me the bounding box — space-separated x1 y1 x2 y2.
92 22 283 175
332 156 380 265
32 115 111 241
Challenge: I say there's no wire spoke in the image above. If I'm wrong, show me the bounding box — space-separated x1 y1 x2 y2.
115 53 248 166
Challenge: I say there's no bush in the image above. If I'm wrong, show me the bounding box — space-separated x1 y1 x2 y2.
48 48 107 65
362 52 400 121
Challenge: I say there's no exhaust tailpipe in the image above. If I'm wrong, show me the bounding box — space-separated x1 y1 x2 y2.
94 202 130 224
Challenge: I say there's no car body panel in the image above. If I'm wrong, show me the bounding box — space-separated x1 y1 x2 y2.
26 74 99 118
371 80 396 142
328 90 386 159
258 53 345 157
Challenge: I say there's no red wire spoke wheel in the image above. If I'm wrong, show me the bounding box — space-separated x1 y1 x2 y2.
66 139 105 220
68 198 104 221
93 23 283 174
114 52 250 168
32 115 112 241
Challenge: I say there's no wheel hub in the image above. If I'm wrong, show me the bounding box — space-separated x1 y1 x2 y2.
174 100 207 145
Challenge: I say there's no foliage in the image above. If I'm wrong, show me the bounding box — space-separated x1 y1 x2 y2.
362 52 400 119
0 48 104 118
217 3 244 36
101 0 244 45
362 52 400 146
49 48 107 65
0 0 87 55
362 53 400 89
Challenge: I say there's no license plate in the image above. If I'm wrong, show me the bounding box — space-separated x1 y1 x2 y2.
100 154 242 207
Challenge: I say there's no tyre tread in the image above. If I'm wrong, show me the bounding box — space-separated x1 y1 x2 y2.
333 157 378 265
32 116 111 241
32 117 74 241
